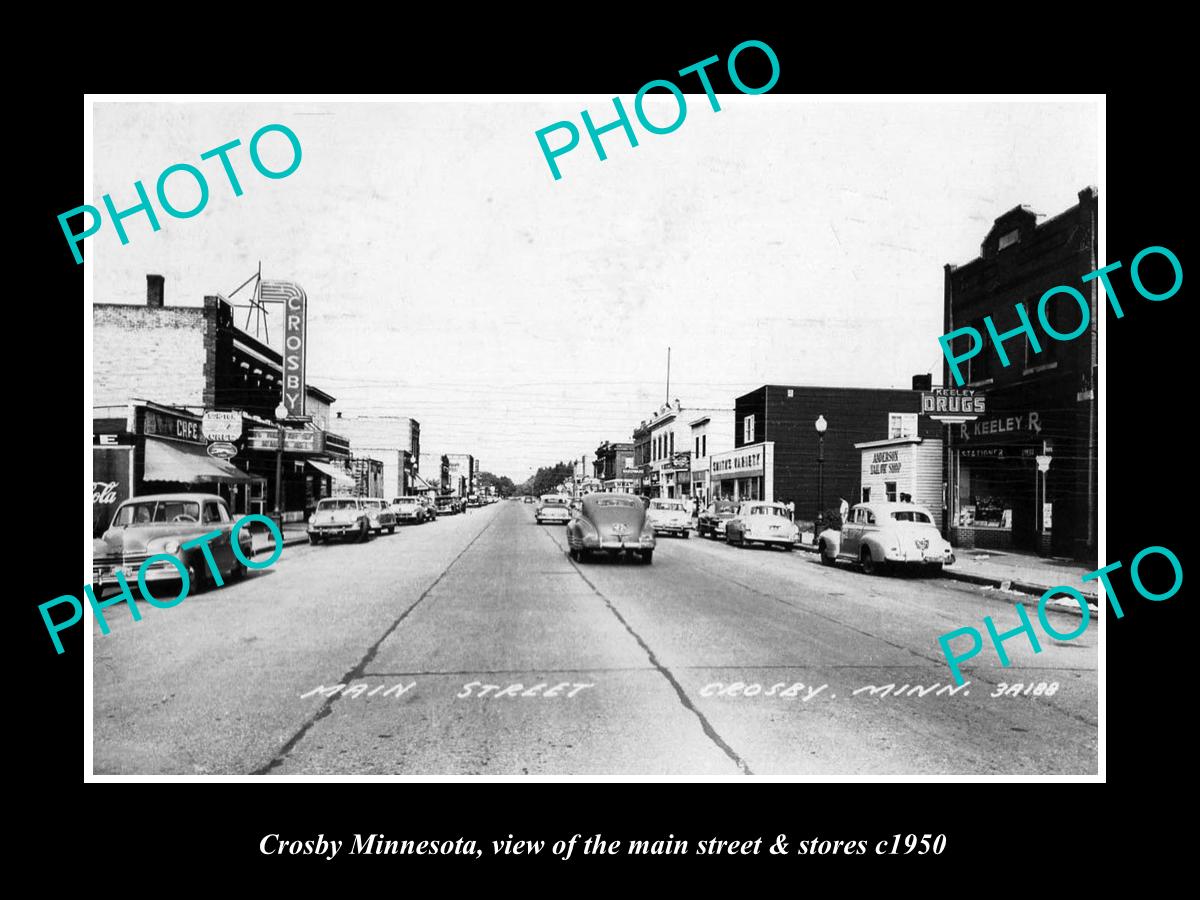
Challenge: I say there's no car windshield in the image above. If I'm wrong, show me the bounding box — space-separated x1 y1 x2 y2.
711 502 736 513
749 506 788 517
892 510 932 523
394 498 418 505
541 496 567 505
318 499 359 510
650 500 685 510
596 499 637 508
112 500 201 526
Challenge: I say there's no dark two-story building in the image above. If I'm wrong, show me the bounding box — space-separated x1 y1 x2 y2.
942 186 1098 561
720 385 940 523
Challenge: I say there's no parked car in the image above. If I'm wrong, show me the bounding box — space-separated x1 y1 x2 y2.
361 498 397 535
308 497 373 543
523 496 536 504
535 493 571 525
92 493 252 593
698 500 740 540
818 502 955 575
390 496 429 524
725 501 800 550
434 495 462 516
646 498 691 538
566 492 656 564
418 495 438 518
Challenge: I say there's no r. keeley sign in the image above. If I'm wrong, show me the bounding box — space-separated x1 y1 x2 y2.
260 280 307 417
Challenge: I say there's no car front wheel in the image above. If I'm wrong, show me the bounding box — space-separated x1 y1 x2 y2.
641 550 653 565
309 534 322 546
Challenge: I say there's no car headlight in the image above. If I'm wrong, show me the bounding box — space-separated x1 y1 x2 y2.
163 539 180 554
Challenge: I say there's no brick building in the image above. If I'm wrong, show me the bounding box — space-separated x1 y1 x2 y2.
942 187 1098 559
92 276 352 524
593 440 635 491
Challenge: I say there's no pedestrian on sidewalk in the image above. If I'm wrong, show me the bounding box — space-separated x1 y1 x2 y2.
785 500 795 521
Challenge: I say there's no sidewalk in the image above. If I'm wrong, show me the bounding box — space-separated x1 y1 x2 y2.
942 548 1099 614
247 520 310 555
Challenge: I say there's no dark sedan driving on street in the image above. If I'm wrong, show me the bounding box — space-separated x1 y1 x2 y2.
565 492 656 564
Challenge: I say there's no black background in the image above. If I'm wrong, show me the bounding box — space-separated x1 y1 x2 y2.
20 20 1188 881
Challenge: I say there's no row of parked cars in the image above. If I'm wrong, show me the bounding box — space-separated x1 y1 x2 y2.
306 494 468 544
532 490 954 576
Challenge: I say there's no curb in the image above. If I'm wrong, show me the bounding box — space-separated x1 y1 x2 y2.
940 568 1097 617
796 538 1095 619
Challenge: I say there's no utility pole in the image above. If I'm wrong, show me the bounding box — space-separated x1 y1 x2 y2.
666 346 671 404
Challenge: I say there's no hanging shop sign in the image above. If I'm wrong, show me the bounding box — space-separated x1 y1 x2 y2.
202 410 243 442
206 441 238 460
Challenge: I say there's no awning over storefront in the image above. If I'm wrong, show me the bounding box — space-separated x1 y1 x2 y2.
307 459 355 488
409 473 433 492
143 437 257 484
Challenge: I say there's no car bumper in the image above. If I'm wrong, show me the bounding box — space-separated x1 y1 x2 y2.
538 513 570 522
748 535 798 546
92 557 183 587
884 549 956 564
584 537 656 551
308 524 362 536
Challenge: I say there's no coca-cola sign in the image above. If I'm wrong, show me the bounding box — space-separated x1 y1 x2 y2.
93 481 119 503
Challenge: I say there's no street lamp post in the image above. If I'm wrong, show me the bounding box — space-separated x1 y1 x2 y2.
815 414 828 536
273 402 288 529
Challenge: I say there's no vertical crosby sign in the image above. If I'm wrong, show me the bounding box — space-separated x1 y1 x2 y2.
261 280 307 417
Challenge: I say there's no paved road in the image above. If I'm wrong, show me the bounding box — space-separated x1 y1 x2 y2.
92 500 1097 776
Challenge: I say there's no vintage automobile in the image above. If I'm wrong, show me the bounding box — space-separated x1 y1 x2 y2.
417 495 438 518
92 493 252 593
697 499 740 539
817 501 955 575
390 496 429 524
308 497 373 543
522 495 535 504
646 497 691 538
435 495 466 515
724 501 800 550
535 493 571 525
361 498 397 535
565 492 656 564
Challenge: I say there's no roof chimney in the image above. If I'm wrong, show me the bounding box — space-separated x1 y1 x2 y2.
147 274 164 308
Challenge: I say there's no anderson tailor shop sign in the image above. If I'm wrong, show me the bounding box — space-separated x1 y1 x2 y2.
260 280 307 417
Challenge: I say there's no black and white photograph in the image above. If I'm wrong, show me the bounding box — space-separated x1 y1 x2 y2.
83 93 1102 778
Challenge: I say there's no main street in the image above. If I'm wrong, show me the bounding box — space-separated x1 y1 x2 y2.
93 500 1097 776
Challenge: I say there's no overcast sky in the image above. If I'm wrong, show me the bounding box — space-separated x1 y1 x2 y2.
91 98 1099 482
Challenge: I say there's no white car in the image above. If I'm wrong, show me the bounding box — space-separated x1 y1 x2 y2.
818 501 955 575
535 494 571 525
724 501 799 550
646 498 691 538
390 496 429 524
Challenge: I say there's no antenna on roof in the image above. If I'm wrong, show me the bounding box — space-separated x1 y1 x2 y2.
226 262 269 342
